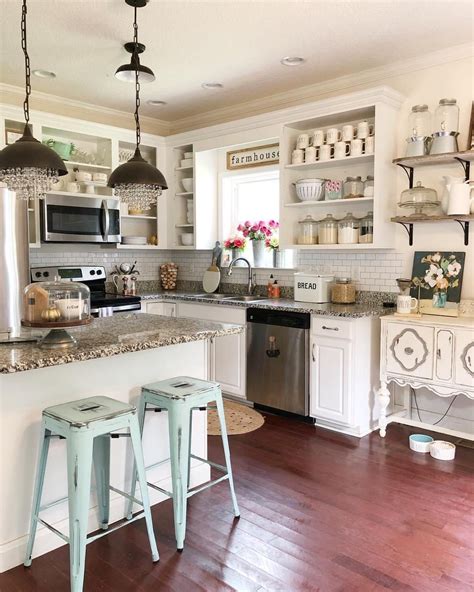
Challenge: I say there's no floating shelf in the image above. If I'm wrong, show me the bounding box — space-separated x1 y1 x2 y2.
284 154 374 171
46 190 118 200
65 161 111 170
175 165 194 171
289 243 389 250
175 192 193 197
391 214 473 246
285 197 373 208
175 223 194 228
117 244 160 250
121 214 157 220
393 150 473 188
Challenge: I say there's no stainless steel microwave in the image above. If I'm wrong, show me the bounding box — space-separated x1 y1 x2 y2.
41 194 121 243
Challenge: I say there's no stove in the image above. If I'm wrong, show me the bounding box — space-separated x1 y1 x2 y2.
30 266 141 316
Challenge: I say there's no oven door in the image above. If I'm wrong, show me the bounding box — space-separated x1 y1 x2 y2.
41 195 121 243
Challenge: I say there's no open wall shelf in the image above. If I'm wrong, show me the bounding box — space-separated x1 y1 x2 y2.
393 150 474 188
391 214 473 246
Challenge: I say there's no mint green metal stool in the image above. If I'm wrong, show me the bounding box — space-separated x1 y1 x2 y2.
127 376 240 550
24 396 159 592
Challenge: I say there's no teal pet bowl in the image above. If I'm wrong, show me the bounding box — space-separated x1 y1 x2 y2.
409 434 434 453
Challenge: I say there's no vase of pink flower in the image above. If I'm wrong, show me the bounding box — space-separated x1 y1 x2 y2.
265 236 280 267
224 235 247 266
237 220 279 267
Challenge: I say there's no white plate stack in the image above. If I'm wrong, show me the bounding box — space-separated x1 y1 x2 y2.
122 236 147 245
186 198 194 224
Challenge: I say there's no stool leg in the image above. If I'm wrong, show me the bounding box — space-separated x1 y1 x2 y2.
129 416 159 562
168 404 191 550
215 394 240 518
67 432 93 592
24 420 51 567
93 435 110 530
126 397 146 521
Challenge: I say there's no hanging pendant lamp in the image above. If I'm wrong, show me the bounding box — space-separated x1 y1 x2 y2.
108 0 167 210
0 0 67 200
115 41 155 83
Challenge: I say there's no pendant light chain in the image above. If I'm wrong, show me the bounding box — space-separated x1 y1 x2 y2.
21 0 31 124
133 5 141 150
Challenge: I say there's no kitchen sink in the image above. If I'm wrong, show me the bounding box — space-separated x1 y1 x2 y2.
193 293 235 300
226 295 268 302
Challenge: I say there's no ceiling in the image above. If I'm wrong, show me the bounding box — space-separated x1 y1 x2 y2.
0 0 472 123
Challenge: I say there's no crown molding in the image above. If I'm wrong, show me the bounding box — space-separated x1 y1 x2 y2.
168 42 474 135
0 83 173 136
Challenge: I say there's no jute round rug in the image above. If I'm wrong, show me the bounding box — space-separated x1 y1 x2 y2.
208 400 265 436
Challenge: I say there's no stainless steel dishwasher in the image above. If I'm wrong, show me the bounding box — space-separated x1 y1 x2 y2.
246 308 310 416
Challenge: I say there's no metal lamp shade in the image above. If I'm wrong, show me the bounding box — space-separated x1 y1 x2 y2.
0 124 67 175
115 61 155 83
108 148 167 189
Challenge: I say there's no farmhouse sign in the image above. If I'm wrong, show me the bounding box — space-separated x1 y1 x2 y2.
227 143 279 170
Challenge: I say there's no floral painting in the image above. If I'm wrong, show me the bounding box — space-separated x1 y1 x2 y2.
410 251 465 316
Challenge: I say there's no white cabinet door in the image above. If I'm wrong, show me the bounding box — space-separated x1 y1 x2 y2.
386 324 434 379
435 329 454 381
455 330 474 388
210 329 246 399
310 335 352 425
146 301 176 317
176 302 246 398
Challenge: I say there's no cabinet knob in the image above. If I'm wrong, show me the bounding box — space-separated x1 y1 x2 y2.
404 347 414 355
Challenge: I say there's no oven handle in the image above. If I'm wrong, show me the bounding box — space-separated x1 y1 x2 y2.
101 200 110 242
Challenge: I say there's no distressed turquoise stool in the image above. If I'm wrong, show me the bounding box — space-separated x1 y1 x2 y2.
24 396 159 592
127 376 240 550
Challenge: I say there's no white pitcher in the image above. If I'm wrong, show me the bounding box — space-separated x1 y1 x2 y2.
447 181 474 216
441 175 464 213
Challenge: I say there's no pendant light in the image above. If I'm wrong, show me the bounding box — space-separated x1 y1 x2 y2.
0 0 67 200
108 0 167 210
115 41 155 83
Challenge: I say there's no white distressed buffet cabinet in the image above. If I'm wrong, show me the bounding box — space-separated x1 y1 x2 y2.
378 315 474 439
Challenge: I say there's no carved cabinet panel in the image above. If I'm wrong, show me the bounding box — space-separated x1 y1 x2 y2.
435 329 454 382
386 324 434 379
455 330 474 388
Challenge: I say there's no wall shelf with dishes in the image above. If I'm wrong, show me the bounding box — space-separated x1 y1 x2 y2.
279 97 399 250
171 143 195 248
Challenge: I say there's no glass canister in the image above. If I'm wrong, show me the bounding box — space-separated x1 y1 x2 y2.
318 214 338 244
398 181 439 215
298 215 318 245
338 212 359 244
331 278 356 304
343 176 364 199
407 104 431 138
23 279 91 324
359 211 374 244
434 98 459 133
363 176 374 197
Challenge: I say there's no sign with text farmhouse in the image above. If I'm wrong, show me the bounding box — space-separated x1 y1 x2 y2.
227 144 279 170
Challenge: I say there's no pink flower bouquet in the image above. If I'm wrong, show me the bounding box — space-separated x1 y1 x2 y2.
224 235 247 251
237 220 279 241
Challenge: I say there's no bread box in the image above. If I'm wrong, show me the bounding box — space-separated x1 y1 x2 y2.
294 273 334 303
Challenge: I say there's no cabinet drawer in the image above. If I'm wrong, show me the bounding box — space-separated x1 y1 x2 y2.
311 317 353 340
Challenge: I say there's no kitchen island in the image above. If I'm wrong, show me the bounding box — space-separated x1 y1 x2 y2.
0 313 242 572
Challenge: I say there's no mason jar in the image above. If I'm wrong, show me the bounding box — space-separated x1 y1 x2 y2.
343 176 364 199
434 98 459 134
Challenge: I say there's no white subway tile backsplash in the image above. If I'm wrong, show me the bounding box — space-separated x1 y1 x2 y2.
30 246 404 293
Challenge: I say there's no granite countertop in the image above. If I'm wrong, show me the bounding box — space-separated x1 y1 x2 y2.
0 313 243 374
138 291 391 318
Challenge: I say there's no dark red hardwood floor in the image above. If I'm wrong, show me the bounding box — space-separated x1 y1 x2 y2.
1 414 473 591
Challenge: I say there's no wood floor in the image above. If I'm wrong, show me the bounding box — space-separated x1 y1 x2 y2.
2 414 473 592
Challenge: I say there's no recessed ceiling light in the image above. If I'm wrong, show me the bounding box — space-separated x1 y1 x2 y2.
280 56 306 67
201 82 224 90
147 100 167 106
32 69 56 79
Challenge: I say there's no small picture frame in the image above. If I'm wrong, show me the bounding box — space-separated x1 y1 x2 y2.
5 129 22 145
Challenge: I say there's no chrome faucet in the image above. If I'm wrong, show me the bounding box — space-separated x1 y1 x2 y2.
228 257 256 295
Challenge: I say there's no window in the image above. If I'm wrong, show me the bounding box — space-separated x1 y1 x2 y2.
221 169 294 268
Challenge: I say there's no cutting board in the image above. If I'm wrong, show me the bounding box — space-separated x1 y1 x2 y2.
202 257 221 293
